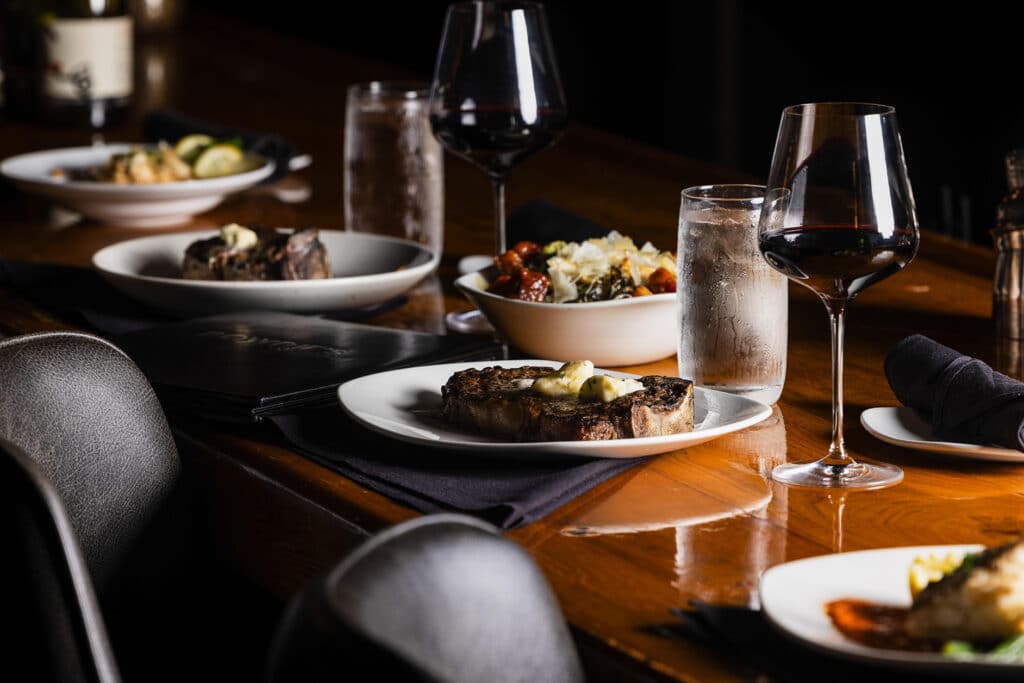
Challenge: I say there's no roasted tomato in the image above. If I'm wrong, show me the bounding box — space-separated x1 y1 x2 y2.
647 267 677 294
512 240 541 261
516 268 550 302
493 249 524 275
488 273 520 298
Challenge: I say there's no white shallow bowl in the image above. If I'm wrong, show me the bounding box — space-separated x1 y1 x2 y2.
454 269 677 366
1 144 274 227
92 230 437 315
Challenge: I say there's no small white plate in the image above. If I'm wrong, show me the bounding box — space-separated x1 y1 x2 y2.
0 144 274 227
759 544 1024 678
92 230 438 316
337 360 772 459
860 407 1024 462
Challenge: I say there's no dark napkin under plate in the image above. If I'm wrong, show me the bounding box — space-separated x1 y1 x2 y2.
143 109 302 182
885 334 1024 450
0 259 409 336
269 406 640 530
506 199 612 245
667 602 950 683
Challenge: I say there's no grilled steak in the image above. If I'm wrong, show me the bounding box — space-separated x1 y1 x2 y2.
441 365 694 441
182 226 330 281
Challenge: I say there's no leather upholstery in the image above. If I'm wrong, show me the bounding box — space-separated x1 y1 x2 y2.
0 332 179 587
266 514 585 683
0 438 120 683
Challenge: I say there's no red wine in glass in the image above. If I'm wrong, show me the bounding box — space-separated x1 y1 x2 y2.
759 225 917 300
430 106 568 180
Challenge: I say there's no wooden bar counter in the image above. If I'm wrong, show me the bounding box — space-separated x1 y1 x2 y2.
2 14 1021 682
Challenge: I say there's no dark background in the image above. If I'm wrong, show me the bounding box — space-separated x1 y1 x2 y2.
12 0 1019 245
203 0 1024 246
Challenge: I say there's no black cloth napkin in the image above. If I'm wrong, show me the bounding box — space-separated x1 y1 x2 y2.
0 259 171 335
0 259 408 336
667 602 948 683
142 109 301 182
506 199 612 245
884 334 1024 450
270 406 640 530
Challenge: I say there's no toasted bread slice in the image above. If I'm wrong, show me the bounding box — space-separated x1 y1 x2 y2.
440 365 694 442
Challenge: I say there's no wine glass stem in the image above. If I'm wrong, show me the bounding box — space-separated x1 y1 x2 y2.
491 175 507 254
824 297 852 467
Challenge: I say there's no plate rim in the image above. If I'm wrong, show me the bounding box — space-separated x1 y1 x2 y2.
91 228 439 290
860 406 1024 462
336 359 772 457
759 543 1023 674
0 143 275 194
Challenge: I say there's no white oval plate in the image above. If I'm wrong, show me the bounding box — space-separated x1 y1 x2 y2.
860 407 1024 462
0 144 274 227
92 230 438 316
337 360 772 459
454 269 676 366
759 544 1024 678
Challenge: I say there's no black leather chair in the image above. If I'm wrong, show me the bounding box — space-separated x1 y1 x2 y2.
0 437 120 683
2 332 583 681
0 332 274 681
265 513 585 683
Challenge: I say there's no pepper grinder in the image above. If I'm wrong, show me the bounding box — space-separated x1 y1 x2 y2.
993 148 1024 339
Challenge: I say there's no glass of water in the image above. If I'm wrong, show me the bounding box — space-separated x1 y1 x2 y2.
677 184 788 404
344 81 444 257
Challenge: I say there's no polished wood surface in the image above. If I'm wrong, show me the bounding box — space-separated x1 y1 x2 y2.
2 13 1022 682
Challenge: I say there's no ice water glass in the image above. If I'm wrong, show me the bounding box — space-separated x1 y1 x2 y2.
344 81 444 256
677 184 788 405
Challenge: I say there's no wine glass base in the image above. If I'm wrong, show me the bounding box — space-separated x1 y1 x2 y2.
771 460 903 490
444 309 496 335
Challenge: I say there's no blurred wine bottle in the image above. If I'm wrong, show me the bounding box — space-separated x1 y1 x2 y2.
35 0 134 128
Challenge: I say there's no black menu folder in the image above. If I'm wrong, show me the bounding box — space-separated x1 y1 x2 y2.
115 312 502 423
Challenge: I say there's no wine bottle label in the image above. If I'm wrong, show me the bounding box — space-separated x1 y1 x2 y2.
43 16 133 101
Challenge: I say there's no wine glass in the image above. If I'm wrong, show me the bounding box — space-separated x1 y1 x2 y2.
758 102 919 489
429 1 568 257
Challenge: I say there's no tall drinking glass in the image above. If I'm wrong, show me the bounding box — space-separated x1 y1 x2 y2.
758 102 919 489
429 1 567 255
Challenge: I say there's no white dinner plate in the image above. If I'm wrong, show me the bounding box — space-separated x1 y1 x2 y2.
860 407 1024 462
337 360 772 459
0 144 274 227
759 544 1024 678
92 230 438 316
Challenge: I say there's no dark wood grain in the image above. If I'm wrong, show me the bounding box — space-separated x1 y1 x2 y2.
0 12 1017 682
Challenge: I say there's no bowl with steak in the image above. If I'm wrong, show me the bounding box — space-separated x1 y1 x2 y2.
454 232 678 366
92 226 437 315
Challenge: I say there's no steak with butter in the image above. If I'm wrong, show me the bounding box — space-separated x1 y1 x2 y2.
441 363 694 442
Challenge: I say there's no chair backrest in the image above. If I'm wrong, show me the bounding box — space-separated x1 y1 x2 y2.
265 513 585 683
0 332 180 586
0 438 121 683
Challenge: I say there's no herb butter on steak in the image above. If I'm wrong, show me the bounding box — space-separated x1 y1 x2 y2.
440 365 694 442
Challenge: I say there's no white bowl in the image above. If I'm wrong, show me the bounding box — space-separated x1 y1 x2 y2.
1 144 274 228
93 230 437 315
454 269 677 366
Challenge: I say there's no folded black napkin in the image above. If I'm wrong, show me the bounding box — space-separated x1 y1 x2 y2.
143 109 301 182
885 334 1024 450
0 259 171 335
269 406 640 530
668 602 944 683
506 199 612 245
0 259 409 336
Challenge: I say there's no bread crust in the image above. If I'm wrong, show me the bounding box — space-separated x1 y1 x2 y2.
441 365 694 442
